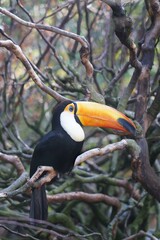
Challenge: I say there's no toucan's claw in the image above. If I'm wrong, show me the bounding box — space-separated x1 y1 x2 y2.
118 118 136 136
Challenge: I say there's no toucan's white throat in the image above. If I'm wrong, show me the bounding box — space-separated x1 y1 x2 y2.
60 111 85 142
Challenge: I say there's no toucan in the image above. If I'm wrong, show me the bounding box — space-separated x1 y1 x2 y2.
30 100 136 220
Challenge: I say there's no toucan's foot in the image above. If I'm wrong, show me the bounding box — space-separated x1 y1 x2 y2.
30 166 57 188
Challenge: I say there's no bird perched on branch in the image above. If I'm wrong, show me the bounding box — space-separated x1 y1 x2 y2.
30 100 136 220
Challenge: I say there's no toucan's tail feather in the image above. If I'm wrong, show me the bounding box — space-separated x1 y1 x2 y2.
30 185 48 220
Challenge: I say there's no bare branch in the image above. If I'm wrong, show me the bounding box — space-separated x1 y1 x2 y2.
0 40 67 102
0 152 25 175
132 138 160 202
0 166 57 198
0 218 72 239
75 139 140 166
123 230 158 240
0 172 29 198
79 46 93 78
0 139 140 199
74 172 140 201
48 191 121 209
0 7 96 102
0 7 89 48
0 224 39 240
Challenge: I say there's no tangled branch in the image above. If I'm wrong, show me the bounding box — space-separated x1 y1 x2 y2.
0 7 89 48
0 152 25 176
0 139 140 200
0 40 66 102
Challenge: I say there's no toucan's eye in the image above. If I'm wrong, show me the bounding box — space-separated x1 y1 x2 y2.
69 105 74 112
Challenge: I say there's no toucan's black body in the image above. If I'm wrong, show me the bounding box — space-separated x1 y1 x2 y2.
30 129 83 176
30 100 136 220
30 129 83 220
30 101 83 220
30 101 83 176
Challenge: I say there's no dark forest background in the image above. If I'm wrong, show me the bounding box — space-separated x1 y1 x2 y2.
0 0 160 239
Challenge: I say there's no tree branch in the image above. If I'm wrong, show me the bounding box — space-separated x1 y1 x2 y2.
0 139 140 199
0 40 66 102
123 230 158 240
75 139 140 166
48 191 121 209
0 7 89 48
131 138 160 202
0 152 25 176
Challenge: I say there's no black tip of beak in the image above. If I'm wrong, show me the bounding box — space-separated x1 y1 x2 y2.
118 118 136 136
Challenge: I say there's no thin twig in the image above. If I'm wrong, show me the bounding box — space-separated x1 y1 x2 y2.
0 40 67 102
122 230 158 240
0 7 89 48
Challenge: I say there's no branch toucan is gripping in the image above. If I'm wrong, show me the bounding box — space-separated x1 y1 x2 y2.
30 100 136 220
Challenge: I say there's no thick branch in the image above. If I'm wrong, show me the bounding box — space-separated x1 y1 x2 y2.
0 152 25 176
102 0 142 70
102 0 142 112
0 172 28 195
75 139 140 166
145 0 160 129
79 45 105 103
48 191 121 209
136 0 160 128
130 1 160 202
131 138 160 202
79 46 93 78
147 84 160 127
0 166 56 198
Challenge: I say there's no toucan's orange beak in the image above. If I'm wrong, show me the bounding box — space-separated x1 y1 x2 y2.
76 101 136 136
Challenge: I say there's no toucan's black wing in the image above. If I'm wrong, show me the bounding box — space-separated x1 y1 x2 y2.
30 130 83 176
30 130 83 220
